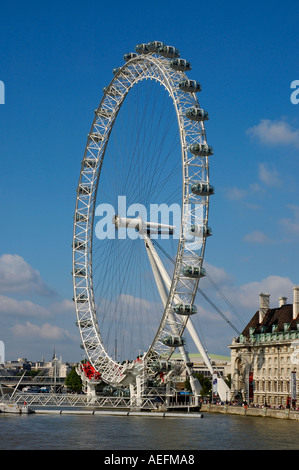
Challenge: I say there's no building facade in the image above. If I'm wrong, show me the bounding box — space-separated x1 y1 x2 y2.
229 286 299 407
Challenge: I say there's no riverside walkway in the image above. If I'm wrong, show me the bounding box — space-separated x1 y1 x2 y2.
201 403 299 421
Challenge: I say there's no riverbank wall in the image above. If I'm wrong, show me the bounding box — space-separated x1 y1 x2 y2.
201 403 299 421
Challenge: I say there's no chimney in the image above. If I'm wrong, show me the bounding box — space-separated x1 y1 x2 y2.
279 296 287 307
259 293 270 323
293 286 299 320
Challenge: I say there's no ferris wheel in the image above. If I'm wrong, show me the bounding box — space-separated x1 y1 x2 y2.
72 41 225 402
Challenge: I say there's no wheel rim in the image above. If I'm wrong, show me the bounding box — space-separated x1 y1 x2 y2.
73 44 212 386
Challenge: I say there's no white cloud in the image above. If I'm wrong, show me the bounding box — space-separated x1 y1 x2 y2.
258 162 281 187
224 187 248 201
0 295 50 317
11 322 71 340
243 230 272 244
223 162 279 202
200 264 294 320
236 275 294 310
0 254 53 295
0 295 74 319
279 204 299 234
247 119 299 148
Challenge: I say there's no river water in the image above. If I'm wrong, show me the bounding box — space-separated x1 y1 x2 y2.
1 410 299 451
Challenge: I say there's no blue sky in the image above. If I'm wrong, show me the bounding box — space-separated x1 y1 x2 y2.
0 0 298 363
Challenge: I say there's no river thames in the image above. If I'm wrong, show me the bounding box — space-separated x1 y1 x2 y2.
1 410 299 451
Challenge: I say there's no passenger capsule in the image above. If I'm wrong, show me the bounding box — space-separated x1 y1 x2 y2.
76 319 93 328
152 360 172 372
113 67 121 75
147 41 164 52
182 266 206 278
173 303 197 316
103 86 121 97
83 158 97 169
113 66 130 76
170 58 191 72
185 107 209 121
190 225 212 237
123 52 138 61
78 186 91 195
179 79 201 93
74 268 86 277
75 213 87 223
189 143 214 156
76 294 88 303
158 45 180 58
96 108 113 119
88 132 103 142
191 182 215 196
81 341 97 349
135 43 150 54
74 241 85 250
162 335 186 347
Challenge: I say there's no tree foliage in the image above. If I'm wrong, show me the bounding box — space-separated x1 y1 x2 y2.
65 366 82 393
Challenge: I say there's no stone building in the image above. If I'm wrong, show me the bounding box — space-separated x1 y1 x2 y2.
229 286 299 407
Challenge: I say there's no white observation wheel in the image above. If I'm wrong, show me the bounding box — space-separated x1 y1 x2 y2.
72 41 216 396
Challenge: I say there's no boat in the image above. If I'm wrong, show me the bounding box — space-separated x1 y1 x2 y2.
0 401 34 414
0 372 34 414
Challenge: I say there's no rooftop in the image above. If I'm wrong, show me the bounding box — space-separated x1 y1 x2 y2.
241 303 299 337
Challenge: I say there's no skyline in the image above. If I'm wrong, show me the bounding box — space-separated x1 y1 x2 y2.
0 0 298 362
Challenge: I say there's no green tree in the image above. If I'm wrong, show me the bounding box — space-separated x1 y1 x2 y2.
185 373 212 397
65 367 82 393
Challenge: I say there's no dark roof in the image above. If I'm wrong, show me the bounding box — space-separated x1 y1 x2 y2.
241 304 299 337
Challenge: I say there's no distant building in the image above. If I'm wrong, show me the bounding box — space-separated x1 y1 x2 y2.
172 352 231 384
0 341 4 364
229 286 299 407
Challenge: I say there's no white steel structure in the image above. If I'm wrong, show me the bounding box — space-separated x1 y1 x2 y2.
72 41 229 406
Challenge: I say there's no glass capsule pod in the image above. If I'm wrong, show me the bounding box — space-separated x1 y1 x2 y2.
190 225 212 237
147 41 164 52
179 79 201 93
89 132 103 142
78 185 91 195
74 241 85 250
158 45 180 58
113 388 130 397
151 360 172 372
182 266 206 278
103 86 121 97
96 108 113 119
80 341 97 350
123 52 138 61
113 67 121 75
135 43 150 54
189 143 213 156
76 319 93 328
74 267 86 277
185 107 209 121
83 158 97 169
113 66 130 76
76 294 88 303
173 303 197 315
191 182 215 196
170 58 191 72
75 213 87 223
162 335 186 347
